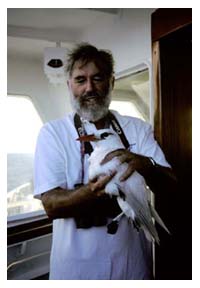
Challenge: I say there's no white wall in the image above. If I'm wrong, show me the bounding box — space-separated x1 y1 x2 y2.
82 8 155 124
7 54 70 123
7 8 155 122
82 8 155 74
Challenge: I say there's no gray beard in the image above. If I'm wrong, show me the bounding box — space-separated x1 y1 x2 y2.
69 90 112 122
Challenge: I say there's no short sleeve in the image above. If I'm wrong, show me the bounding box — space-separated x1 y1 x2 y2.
33 123 67 199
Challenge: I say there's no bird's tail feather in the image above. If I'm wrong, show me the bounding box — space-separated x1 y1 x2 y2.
149 205 170 234
138 208 160 244
143 228 159 245
126 192 160 244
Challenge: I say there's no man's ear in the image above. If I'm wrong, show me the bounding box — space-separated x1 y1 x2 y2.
111 76 115 89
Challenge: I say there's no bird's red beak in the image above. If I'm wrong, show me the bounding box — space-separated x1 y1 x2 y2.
76 134 97 142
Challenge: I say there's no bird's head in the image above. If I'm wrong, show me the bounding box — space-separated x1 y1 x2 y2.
76 129 114 142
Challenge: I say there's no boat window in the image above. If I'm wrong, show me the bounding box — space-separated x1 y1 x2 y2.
7 95 44 220
112 68 150 122
110 100 145 120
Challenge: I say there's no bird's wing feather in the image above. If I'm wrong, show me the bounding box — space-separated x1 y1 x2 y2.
126 191 160 244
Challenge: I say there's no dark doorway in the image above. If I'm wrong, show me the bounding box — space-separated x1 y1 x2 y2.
153 19 192 279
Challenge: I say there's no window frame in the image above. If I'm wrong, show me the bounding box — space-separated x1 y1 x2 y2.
114 62 152 123
7 213 52 246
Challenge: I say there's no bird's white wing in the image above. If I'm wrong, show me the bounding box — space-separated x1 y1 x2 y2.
87 128 169 243
125 191 160 244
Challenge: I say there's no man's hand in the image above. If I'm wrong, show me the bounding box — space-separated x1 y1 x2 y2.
101 149 152 181
41 171 117 220
89 171 116 195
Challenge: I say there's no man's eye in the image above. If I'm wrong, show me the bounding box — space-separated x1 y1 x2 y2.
93 76 104 82
75 78 85 84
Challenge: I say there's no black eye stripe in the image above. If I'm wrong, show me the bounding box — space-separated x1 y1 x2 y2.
100 132 113 139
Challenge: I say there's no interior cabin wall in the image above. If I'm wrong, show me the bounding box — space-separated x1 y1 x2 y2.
7 54 70 123
7 8 155 123
82 8 155 73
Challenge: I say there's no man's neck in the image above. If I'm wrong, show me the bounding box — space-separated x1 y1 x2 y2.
92 113 110 130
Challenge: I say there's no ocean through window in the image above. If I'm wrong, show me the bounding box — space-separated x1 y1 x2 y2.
7 95 43 218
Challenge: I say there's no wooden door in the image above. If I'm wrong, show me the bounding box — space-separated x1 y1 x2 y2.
152 9 192 279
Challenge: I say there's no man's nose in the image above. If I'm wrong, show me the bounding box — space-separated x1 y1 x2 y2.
85 79 94 92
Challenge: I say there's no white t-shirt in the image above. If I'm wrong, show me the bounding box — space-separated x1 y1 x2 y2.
34 110 170 280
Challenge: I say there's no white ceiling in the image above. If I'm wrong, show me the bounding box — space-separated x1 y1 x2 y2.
7 8 119 30
7 8 120 59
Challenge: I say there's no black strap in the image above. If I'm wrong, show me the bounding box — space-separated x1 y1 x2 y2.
74 111 130 154
108 111 130 149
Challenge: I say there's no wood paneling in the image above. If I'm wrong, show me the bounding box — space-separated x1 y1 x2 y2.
152 9 192 279
152 8 192 42
152 41 162 143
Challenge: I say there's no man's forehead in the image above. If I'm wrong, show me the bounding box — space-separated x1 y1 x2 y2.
71 61 100 76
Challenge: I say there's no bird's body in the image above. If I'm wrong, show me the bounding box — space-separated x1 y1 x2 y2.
87 128 169 244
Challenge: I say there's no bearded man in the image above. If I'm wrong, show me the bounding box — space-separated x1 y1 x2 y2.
34 43 171 280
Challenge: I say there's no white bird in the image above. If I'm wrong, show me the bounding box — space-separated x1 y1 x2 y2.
77 128 170 244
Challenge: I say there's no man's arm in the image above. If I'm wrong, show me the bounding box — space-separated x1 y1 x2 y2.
101 149 176 192
41 173 119 220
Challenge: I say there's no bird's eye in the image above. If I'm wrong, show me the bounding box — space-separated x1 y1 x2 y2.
101 132 113 139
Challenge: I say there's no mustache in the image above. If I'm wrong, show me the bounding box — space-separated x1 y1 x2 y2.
81 91 100 100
